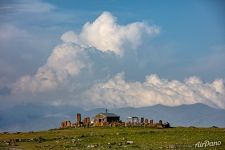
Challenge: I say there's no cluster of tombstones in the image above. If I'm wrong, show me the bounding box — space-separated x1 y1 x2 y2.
125 118 170 128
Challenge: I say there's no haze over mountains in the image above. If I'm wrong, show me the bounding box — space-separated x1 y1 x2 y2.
0 103 224 132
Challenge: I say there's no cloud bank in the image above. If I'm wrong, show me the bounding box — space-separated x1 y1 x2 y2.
13 11 159 93
13 43 89 93
61 11 160 55
84 73 225 109
11 11 225 110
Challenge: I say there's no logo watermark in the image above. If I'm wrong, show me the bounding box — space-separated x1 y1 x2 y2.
195 140 221 148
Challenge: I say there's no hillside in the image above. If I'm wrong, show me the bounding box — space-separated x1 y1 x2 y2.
0 127 225 150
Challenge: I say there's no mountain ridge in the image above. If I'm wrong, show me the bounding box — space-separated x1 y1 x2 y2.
0 103 224 132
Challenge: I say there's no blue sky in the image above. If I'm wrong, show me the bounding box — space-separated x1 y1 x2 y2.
0 0 225 110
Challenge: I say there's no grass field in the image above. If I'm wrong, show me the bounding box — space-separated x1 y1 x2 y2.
0 127 224 149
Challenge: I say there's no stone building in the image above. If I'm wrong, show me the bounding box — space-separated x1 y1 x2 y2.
76 113 81 126
61 120 71 128
83 117 91 126
94 112 120 126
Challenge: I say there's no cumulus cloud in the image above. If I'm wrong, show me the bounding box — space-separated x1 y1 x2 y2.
13 43 89 93
13 12 159 93
84 73 225 109
61 11 160 55
13 11 225 110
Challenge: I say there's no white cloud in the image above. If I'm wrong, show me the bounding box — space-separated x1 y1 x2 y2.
84 73 225 109
61 11 160 55
13 11 225 110
13 12 159 93
13 43 89 93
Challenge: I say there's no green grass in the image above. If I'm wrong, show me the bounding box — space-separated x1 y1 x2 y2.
0 127 225 149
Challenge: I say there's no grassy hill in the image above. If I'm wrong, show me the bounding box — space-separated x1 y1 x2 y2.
0 127 225 149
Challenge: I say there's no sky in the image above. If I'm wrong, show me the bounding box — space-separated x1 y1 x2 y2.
0 0 225 111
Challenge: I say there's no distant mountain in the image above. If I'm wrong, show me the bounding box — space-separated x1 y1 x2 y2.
0 103 224 132
112 103 225 127
0 104 84 132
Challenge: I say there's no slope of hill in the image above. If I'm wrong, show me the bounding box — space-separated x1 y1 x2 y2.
1 127 225 150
